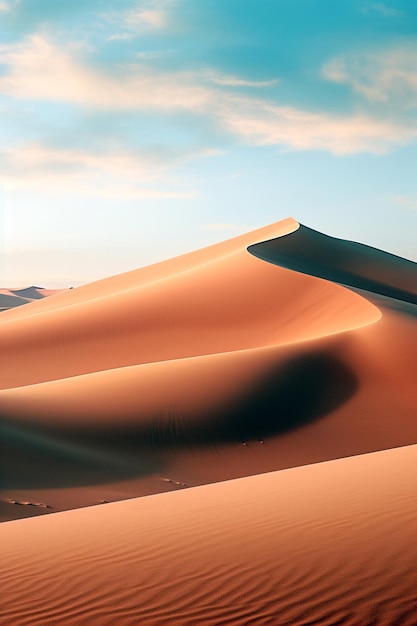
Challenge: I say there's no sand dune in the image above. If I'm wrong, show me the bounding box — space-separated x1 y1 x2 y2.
249 223 417 303
1 217 417 521
1 444 416 625
3 218 378 390
0 286 63 312
0 290 31 311
1 217 417 623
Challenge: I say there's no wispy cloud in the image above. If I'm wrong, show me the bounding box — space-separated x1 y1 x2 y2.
322 43 417 105
1 35 417 157
104 0 178 39
202 69 278 88
392 195 417 211
135 49 177 59
359 2 403 17
0 142 198 199
0 35 209 110
0 0 16 14
216 95 416 154
107 33 135 42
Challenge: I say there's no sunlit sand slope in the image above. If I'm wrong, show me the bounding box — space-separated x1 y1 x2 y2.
1 444 416 625
1 217 417 521
1 218 380 390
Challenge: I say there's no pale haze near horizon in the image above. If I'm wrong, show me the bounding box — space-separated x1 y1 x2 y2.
1 0 417 288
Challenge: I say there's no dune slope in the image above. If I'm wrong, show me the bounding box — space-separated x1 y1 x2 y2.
1 217 417 522
0 286 63 312
1 444 416 625
248 223 417 303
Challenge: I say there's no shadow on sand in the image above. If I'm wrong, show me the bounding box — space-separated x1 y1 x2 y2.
0 349 357 489
248 224 417 306
126 349 358 447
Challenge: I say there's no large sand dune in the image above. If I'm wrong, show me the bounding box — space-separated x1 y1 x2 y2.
1 217 417 623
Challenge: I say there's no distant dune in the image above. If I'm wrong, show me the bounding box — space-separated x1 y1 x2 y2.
0 286 63 313
1 217 417 623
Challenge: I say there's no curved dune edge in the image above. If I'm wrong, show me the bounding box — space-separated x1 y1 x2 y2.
248 223 417 304
1 218 300 321
2 217 417 522
1 444 417 625
0 340 359 437
0 220 381 390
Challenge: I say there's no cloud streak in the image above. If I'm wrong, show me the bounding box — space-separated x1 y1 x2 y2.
322 43 417 106
202 69 278 88
1 34 417 160
392 195 417 211
1 142 199 199
359 2 403 17
0 35 209 110
0 0 15 14
103 0 178 38
215 94 416 154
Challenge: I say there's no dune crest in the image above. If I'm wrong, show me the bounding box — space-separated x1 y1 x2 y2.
249 223 417 303
0 218 379 391
1 217 417 524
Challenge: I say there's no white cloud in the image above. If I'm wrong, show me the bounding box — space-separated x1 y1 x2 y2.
392 195 417 211
126 8 167 30
1 35 417 157
215 94 416 155
107 33 135 42
0 0 17 14
360 2 402 17
103 0 177 37
0 143 197 199
0 35 209 110
3 143 153 180
322 43 417 105
202 69 278 88
136 49 177 59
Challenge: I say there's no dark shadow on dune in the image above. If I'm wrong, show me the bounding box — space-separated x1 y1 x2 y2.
11 286 45 299
0 350 357 487
353 289 417 319
60 350 357 449
138 350 358 447
248 224 417 306
212 351 357 443
0 421 164 489
0 293 29 309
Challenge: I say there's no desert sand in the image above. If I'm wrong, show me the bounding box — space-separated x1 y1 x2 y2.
0 286 63 312
1 217 417 623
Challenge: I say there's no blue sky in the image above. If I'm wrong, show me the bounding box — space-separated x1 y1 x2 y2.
1 0 417 287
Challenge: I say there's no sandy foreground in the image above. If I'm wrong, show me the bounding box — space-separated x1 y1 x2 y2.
1 444 416 625
1 217 417 623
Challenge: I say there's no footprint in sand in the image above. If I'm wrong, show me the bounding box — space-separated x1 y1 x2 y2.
7 499 50 508
161 478 187 488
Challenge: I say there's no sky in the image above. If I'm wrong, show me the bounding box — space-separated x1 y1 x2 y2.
1 0 417 287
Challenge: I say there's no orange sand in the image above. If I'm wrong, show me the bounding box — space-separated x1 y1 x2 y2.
1 217 417 623
1 444 416 624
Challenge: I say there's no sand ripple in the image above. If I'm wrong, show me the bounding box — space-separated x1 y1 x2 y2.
1 444 416 624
